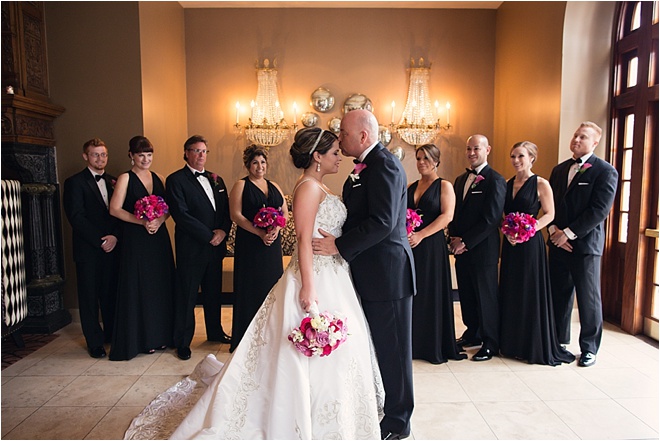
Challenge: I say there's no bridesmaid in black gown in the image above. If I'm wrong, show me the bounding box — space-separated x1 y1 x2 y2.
499 141 575 366
407 144 466 364
228 145 287 352
109 136 174 361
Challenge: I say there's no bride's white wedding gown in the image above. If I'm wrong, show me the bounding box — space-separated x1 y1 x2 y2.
125 188 384 440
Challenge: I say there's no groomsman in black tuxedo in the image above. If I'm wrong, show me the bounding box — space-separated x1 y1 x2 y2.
312 109 416 440
63 138 120 359
167 135 232 361
548 122 618 367
448 134 506 362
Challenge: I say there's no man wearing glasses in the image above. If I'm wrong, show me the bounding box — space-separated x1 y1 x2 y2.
63 138 120 359
166 135 232 360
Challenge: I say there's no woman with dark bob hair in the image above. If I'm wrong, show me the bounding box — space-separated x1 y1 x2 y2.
228 144 287 352
108 135 174 361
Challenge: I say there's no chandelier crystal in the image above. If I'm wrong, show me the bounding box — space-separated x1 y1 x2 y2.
242 59 293 147
392 58 450 146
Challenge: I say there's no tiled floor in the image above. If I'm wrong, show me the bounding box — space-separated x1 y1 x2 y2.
2 306 658 440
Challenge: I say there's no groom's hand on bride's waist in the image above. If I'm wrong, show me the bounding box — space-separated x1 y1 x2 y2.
312 229 338 256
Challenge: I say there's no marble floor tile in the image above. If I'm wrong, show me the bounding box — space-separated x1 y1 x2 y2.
84 405 144 440
3 406 110 440
410 402 496 439
143 351 210 376
1 407 37 437
44 375 139 407
19 352 99 376
84 354 158 376
1 375 76 407
115 375 183 407
515 370 608 401
412 359 452 373
576 367 659 399
413 372 470 403
546 399 658 440
615 397 659 432
453 371 540 402
475 401 578 439
446 354 512 373
1 352 47 377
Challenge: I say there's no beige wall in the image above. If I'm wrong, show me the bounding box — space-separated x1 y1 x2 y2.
183 8 496 194
492 1 566 181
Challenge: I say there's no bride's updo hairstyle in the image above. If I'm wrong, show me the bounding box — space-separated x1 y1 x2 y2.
242 144 268 168
289 128 338 169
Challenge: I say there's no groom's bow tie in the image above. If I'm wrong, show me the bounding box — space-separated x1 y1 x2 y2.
465 168 478 175
570 157 582 165
95 174 105 182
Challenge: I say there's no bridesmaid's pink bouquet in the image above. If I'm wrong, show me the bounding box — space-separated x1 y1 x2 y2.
406 208 423 235
253 206 287 231
134 195 168 221
501 211 537 244
288 305 348 357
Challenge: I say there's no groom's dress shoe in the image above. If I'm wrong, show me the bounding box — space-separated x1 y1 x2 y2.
381 430 409 440
177 347 192 360
207 330 231 344
472 347 495 362
578 352 596 367
456 337 482 348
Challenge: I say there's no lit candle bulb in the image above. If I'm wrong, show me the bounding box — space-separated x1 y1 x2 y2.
235 101 240 124
293 102 297 124
391 101 395 124
446 102 451 126
435 100 440 120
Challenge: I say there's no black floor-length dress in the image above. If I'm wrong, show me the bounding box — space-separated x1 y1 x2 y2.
499 175 575 365
109 171 174 361
407 179 467 364
229 177 284 352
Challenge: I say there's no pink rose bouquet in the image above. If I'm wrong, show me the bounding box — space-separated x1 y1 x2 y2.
288 304 348 357
134 195 169 221
406 208 423 235
253 206 286 231
501 211 538 244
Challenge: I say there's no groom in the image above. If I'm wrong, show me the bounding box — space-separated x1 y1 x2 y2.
313 109 416 440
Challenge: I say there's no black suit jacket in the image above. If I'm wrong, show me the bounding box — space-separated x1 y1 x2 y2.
335 143 416 302
166 167 231 263
63 169 120 262
448 164 506 265
548 155 618 256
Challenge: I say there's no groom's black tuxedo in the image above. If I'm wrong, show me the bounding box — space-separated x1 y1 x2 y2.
449 164 506 351
63 168 120 349
166 167 232 348
335 143 416 436
548 155 618 354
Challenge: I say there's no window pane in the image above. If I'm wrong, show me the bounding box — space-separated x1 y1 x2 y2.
628 56 639 87
621 181 631 211
619 212 629 243
625 114 635 147
632 1 642 31
623 148 633 180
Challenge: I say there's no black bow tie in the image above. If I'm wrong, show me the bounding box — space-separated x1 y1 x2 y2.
570 158 582 165
353 159 361 164
194 171 206 178
466 168 478 175
95 174 105 182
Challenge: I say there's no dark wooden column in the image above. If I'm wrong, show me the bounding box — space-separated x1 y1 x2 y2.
2 2 70 333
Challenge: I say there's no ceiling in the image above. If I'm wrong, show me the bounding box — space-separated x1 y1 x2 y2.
178 1 503 9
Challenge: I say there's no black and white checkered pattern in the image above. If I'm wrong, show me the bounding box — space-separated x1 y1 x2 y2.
2 180 28 328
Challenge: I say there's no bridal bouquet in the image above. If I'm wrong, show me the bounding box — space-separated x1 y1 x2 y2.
288 303 348 357
406 208 423 235
253 206 287 232
134 195 169 221
501 211 537 244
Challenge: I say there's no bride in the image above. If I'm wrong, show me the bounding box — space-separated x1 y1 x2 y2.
125 128 384 440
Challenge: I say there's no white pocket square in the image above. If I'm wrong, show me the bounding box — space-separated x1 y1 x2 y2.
218 189 225 192
578 182 589 186
352 183 362 188
471 191 483 194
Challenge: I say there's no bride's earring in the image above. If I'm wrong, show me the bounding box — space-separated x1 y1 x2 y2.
316 162 321 172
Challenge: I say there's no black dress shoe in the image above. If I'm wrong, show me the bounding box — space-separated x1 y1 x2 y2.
578 352 596 367
456 337 482 348
472 347 495 362
381 430 409 440
207 330 231 344
177 347 192 360
88 346 106 358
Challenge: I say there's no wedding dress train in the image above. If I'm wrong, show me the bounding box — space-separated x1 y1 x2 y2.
125 190 384 440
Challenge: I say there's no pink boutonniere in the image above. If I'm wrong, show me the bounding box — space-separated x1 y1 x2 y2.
208 172 223 188
350 163 367 182
471 174 485 189
577 163 592 174
110 179 117 189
